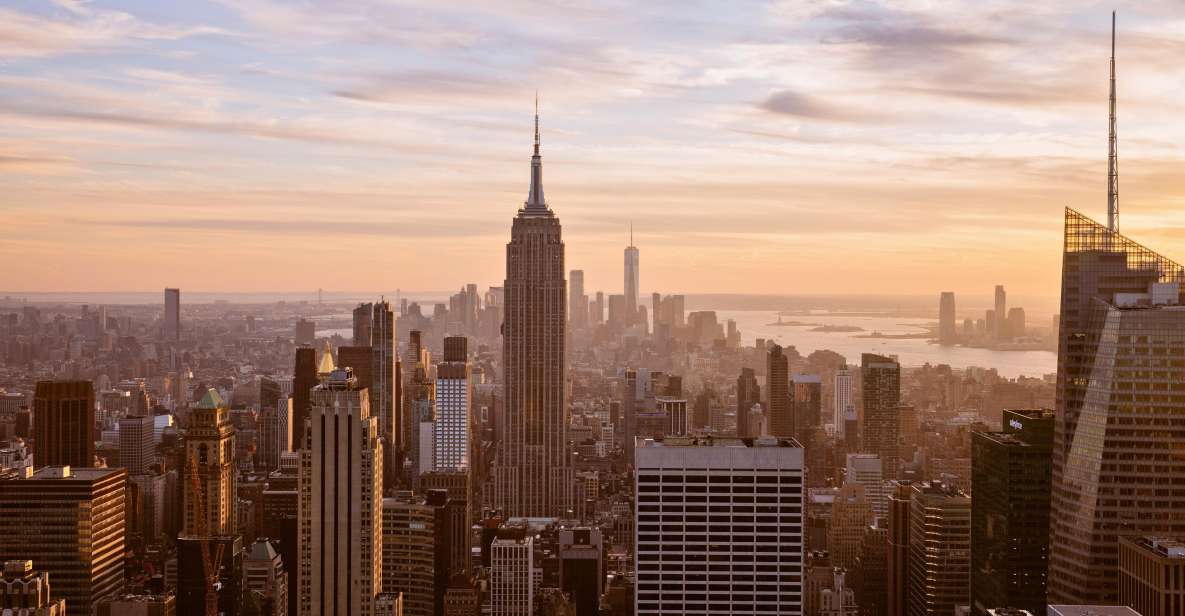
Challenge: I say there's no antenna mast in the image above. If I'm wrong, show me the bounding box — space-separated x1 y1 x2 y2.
1107 10 1119 232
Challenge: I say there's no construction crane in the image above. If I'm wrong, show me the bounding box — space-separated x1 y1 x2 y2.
188 458 226 616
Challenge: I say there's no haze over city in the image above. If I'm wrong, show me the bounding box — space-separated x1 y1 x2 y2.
4 0 1185 295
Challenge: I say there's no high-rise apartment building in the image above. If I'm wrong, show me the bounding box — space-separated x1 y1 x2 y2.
164 288 180 341
939 292 957 345
493 108 572 518
1119 536 1185 616
906 482 970 616
0 466 127 616
735 368 759 438
33 380 94 469
118 415 154 475
861 354 901 479
1049 209 1185 604
298 367 383 616
767 344 792 438
183 389 236 537
635 436 805 615
490 536 534 616
434 336 471 472
970 409 1053 615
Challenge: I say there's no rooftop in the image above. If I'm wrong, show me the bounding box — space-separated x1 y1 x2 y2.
640 435 802 449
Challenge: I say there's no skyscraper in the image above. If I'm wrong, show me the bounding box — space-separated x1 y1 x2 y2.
906 482 970 616
767 344 792 438
298 366 383 616
993 285 1007 340
634 436 805 615
624 227 639 323
886 480 912 616
792 374 822 438
292 346 317 444
569 269 586 329
845 453 887 520
1049 209 1185 603
493 104 573 518
938 292 957 345
353 302 373 347
861 353 901 479
381 494 435 616
117 415 154 475
971 409 1053 616
490 536 534 616
164 288 180 341
33 380 94 468
735 368 759 438
834 365 853 439
433 336 471 471
0 466 127 616
184 388 236 537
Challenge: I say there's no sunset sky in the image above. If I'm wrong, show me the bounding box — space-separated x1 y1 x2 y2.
3 0 1185 298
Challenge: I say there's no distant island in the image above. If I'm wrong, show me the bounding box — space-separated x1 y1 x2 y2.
810 325 865 333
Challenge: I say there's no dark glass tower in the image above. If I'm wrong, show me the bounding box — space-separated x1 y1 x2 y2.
861 353 901 479
970 409 1053 615
735 367 759 438
493 105 573 517
1048 208 1185 603
33 380 95 468
767 344 791 437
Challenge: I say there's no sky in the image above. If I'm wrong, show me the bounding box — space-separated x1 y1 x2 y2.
3 0 1185 299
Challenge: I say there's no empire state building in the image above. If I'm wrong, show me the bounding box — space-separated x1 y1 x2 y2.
493 105 573 518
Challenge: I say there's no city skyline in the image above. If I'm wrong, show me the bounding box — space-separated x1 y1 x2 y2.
5 1 1185 296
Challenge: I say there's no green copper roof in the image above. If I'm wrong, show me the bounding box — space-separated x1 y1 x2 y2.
196 388 223 410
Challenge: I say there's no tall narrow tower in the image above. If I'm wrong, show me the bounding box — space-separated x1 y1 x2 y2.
624 224 639 323
1107 10 1119 231
494 101 573 517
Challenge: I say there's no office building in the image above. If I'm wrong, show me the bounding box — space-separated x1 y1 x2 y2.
845 453 886 520
970 409 1053 616
767 344 792 437
736 368 759 438
829 482 874 570
164 288 180 341
861 354 901 479
382 494 435 616
291 347 317 450
887 481 912 616
256 401 291 473
353 303 373 347
33 380 94 469
294 319 315 346
0 466 126 616
834 366 853 438
0 560 66 615
625 230 639 322
493 107 573 518
1049 209 1185 604
95 593 176 615
243 538 288 616
559 528 602 616
490 536 534 616
1119 536 1185 616
939 292 957 344
569 269 586 329
792 374 822 439
183 389 236 537
635 436 805 615
906 482 970 616
434 336 471 471
118 415 154 475
368 301 399 457
298 367 383 616
994 285 1007 339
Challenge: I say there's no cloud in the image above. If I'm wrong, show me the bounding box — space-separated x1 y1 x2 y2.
0 5 237 58
758 90 890 122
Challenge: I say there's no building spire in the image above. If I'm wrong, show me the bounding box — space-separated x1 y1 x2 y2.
525 93 546 209
1107 10 1119 232
629 221 633 247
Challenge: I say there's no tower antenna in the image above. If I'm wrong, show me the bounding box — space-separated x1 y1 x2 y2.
1107 10 1119 232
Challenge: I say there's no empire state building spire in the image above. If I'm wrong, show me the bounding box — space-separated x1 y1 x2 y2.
525 95 547 210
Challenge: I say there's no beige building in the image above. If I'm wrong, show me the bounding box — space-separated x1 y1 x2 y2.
298 366 383 616
1119 536 1185 616
184 389 236 537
